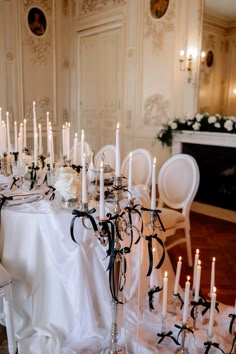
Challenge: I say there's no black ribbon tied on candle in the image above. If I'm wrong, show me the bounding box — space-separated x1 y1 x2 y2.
173 292 184 310
157 330 180 345
145 233 165 276
70 208 98 244
229 332 236 354
28 163 40 190
10 177 20 190
203 341 225 354
192 294 219 318
148 286 162 310
174 323 194 343
229 313 236 334
141 207 166 232
41 164 56 200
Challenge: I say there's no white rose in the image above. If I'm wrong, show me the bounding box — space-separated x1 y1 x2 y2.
170 122 178 130
196 113 203 122
208 116 217 124
179 118 186 124
193 122 200 130
224 120 233 131
214 122 220 128
55 167 81 201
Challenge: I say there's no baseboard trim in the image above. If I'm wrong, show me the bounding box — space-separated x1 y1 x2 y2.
191 202 236 223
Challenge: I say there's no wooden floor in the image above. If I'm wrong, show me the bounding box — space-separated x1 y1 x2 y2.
168 211 236 307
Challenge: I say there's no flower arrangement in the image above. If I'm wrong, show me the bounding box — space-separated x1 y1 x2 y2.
54 166 81 201
157 113 236 147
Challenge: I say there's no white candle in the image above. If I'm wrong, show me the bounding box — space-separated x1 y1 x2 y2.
162 271 168 318
82 154 87 203
49 131 54 168
34 133 38 165
18 134 23 164
99 161 105 220
23 118 27 148
38 123 43 155
73 133 78 165
173 256 182 295
6 111 11 152
151 157 156 210
80 129 84 165
46 112 50 154
192 249 200 291
182 276 191 324
33 101 37 136
14 121 18 152
194 260 202 302
208 286 216 338
210 257 216 297
67 123 70 160
62 125 66 157
128 152 132 199
150 247 155 289
115 122 120 177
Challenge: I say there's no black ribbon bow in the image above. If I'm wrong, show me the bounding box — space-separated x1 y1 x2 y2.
173 292 184 310
204 341 225 354
157 330 180 345
229 313 236 334
148 286 162 310
70 208 98 243
174 323 194 343
141 207 166 232
28 163 40 190
10 176 20 190
145 233 165 276
71 164 82 174
120 203 143 245
0 194 13 213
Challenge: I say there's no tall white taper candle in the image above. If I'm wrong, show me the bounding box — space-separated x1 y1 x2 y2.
151 157 156 210
182 276 190 324
82 154 87 203
99 161 105 220
208 286 216 338
210 257 216 297
162 271 168 318
174 256 182 295
115 122 120 177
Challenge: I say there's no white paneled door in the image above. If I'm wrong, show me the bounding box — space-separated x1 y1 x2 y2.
79 27 122 153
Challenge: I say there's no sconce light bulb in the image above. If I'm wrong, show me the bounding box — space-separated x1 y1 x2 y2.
180 49 185 57
233 88 236 94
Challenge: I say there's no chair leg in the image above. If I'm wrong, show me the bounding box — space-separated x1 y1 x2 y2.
3 285 17 354
185 228 193 267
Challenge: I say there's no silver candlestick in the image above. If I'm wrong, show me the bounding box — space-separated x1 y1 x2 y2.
175 327 190 354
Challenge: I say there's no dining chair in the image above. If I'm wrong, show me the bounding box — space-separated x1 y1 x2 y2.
0 264 17 354
121 148 153 187
157 154 200 267
94 145 116 170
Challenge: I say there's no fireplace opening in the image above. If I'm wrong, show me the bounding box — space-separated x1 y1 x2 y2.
183 143 236 211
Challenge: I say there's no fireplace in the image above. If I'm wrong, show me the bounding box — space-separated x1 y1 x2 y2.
172 131 236 212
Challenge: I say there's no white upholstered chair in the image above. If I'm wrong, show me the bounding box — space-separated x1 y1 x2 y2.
157 154 200 267
0 264 17 354
95 145 116 170
121 148 153 187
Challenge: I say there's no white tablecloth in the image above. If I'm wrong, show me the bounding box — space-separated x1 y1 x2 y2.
0 183 234 353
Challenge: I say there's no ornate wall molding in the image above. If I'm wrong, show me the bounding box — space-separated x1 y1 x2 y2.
23 0 52 65
25 96 51 126
144 93 169 126
145 0 175 54
79 0 126 16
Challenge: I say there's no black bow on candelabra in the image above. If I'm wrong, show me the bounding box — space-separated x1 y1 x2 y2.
203 341 225 354
28 163 40 190
191 293 219 320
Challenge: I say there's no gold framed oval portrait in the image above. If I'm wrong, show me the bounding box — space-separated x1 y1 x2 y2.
28 7 47 36
150 0 169 20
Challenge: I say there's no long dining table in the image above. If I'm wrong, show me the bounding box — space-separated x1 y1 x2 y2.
0 179 235 354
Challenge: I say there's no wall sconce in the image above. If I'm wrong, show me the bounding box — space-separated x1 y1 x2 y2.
179 49 206 83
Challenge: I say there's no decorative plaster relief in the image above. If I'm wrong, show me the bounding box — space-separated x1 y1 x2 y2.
23 1 52 65
6 51 14 62
25 96 51 125
144 93 169 126
145 0 175 54
79 0 126 16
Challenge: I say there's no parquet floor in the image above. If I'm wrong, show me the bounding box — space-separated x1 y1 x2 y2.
168 211 236 307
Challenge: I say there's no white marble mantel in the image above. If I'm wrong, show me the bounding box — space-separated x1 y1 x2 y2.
172 130 236 155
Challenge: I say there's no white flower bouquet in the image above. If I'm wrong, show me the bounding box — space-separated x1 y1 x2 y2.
157 112 236 147
54 166 81 201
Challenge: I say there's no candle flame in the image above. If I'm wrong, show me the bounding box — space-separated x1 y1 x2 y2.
178 256 182 261
116 122 119 129
179 49 185 57
81 129 84 136
153 157 156 164
24 118 27 123
100 160 104 168
213 257 216 262
196 249 199 254
75 132 78 138
213 286 216 294
14 121 17 125
198 260 201 266
164 271 168 278
38 123 41 129
152 247 155 252
187 275 190 281
129 152 132 158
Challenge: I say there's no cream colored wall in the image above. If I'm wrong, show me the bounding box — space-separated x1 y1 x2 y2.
0 0 203 169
